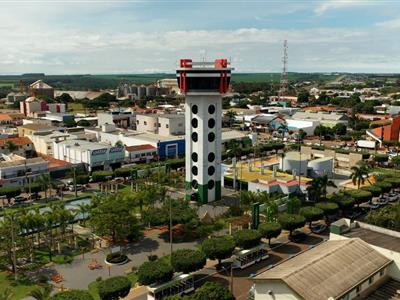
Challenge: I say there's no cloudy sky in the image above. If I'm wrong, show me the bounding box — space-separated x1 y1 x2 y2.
0 0 400 74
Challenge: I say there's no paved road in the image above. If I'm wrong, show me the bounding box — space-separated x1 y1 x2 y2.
51 231 199 290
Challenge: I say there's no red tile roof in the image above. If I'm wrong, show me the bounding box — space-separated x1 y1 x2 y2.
125 144 156 152
0 136 32 146
38 154 71 169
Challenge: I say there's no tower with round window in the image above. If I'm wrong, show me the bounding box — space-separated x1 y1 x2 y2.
177 59 232 203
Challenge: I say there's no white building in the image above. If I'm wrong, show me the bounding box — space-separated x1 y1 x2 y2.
0 156 49 186
125 144 157 163
28 131 70 155
53 140 125 171
136 114 185 136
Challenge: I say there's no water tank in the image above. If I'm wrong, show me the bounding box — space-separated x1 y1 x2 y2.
280 152 308 175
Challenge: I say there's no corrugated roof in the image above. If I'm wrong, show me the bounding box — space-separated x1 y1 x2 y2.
0 137 32 146
125 144 156 152
253 238 392 300
364 278 400 300
29 80 53 89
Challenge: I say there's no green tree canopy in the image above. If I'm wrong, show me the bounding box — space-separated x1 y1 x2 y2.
171 249 206 274
0 186 21 199
97 276 131 300
345 189 373 206
315 202 339 216
201 236 236 266
233 229 262 249
137 260 174 285
299 206 324 228
278 213 306 236
91 170 114 182
192 282 234 300
50 290 94 300
361 185 382 198
258 222 281 245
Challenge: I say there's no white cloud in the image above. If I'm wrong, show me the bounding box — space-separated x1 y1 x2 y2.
375 18 400 29
314 0 376 15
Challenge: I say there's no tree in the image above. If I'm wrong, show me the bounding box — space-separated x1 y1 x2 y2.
306 175 336 202
0 288 14 300
225 110 237 128
392 156 400 169
226 140 242 159
193 282 234 300
36 174 51 200
299 206 324 228
171 249 206 274
76 175 89 185
258 222 281 245
50 290 94 300
297 90 310 103
278 122 289 142
333 123 347 136
374 181 392 194
201 236 236 266
233 229 262 249
278 213 306 237
77 203 90 226
361 185 381 198
55 92 73 103
97 276 131 300
350 161 370 189
5 141 18 153
90 194 141 243
315 202 339 218
345 190 372 207
137 260 174 285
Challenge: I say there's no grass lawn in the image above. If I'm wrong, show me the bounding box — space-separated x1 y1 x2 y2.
88 272 138 300
68 102 84 112
0 272 41 300
33 248 74 265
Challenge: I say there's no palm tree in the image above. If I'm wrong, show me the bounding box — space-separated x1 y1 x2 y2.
33 208 45 247
278 122 289 142
43 210 56 261
36 174 50 200
319 175 337 199
227 140 242 159
77 203 90 226
5 141 18 153
350 161 370 189
29 286 51 300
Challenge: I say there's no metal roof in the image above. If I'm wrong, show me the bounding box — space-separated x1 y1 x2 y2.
253 238 392 300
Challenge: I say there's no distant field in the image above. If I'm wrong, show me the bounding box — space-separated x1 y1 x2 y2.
0 72 338 91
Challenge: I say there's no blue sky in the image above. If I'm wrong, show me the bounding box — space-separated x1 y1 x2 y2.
1 0 400 74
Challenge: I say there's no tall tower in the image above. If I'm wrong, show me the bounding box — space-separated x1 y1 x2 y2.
278 40 288 100
177 59 233 204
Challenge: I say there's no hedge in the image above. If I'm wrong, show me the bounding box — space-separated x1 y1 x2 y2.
91 170 114 182
106 252 128 264
114 168 133 178
97 276 131 300
50 290 94 300
76 175 90 185
0 186 21 199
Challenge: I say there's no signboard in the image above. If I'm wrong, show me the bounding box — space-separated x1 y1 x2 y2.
251 202 260 229
110 146 124 153
91 149 107 156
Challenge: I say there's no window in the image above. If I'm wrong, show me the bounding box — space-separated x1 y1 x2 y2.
192 132 198 142
356 285 360 294
136 120 139 124
208 166 215 176
192 166 198 176
208 132 215 142
192 105 198 114
158 123 161 127
141 153 146 157
208 104 215 114
135 154 140 158
208 152 215 162
208 118 215 129
208 180 215 189
192 152 198 162
380 269 385 276
144 121 147 126
178 123 183 127
369 276 373 285
191 180 198 189
166 124 169 128
191 118 198 128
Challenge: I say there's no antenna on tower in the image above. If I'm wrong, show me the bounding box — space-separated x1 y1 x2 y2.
278 40 288 101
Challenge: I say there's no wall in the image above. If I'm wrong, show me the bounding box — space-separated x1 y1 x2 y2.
136 115 157 133
254 281 300 300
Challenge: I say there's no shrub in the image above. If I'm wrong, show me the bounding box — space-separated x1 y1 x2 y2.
233 229 262 249
50 290 94 300
91 170 114 182
345 190 372 206
375 154 389 163
375 181 392 193
137 260 173 285
193 282 234 300
361 185 381 198
278 213 306 236
258 222 281 245
114 168 132 178
171 249 206 274
385 177 400 189
201 236 236 266
0 186 21 199
76 175 90 185
97 276 131 300
106 252 128 264
299 206 324 228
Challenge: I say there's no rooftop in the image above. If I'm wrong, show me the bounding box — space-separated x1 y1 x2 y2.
56 139 111 151
364 278 400 300
0 136 32 146
0 157 47 168
253 238 392 300
29 80 53 90
125 144 156 152
343 227 400 253
19 123 58 131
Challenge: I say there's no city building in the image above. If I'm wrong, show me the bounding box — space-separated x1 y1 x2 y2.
177 59 232 203
290 111 349 128
6 92 28 104
97 111 136 129
136 113 185 136
0 136 35 157
20 97 66 117
28 131 70 155
125 144 157 163
250 238 393 300
53 139 125 171
29 80 54 99
0 156 49 186
17 123 60 137
368 115 400 144
0 113 24 126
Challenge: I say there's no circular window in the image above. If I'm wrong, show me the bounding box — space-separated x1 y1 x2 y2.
191 132 198 142
208 152 215 162
192 166 198 176
191 152 198 162
208 180 215 189
208 105 216 114
192 180 198 189
192 105 198 114
191 118 198 128
208 132 215 142
208 118 216 129
208 166 215 176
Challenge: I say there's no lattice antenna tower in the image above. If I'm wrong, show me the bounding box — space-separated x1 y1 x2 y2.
278 40 288 100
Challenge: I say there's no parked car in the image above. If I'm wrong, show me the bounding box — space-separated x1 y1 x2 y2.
388 193 398 202
29 193 41 200
114 177 125 184
367 203 380 210
289 231 307 243
68 184 86 192
346 211 362 220
311 223 327 234
13 196 27 203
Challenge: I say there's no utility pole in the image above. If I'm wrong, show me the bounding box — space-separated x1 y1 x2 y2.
73 166 77 198
169 197 173 258
10 213 17 280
